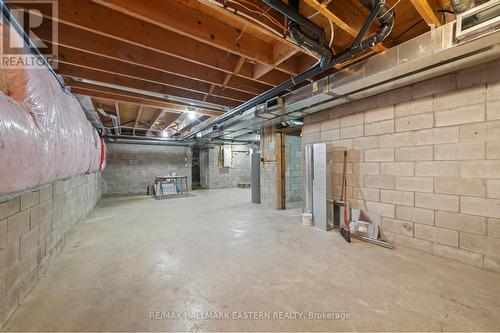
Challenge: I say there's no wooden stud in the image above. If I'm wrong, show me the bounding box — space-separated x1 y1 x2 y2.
222 56 246 90
146 109 165 136
132 106 143 136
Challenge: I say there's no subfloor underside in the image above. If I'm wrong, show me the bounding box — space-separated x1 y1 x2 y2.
4 189 500 332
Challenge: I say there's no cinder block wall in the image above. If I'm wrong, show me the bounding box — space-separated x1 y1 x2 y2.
201 144 251 189
101 143 192 195
260 131 278 209
285 134 302 208
0 173 101 326
302 60 500 272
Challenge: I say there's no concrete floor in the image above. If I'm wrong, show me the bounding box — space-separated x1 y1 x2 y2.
4 189 500 332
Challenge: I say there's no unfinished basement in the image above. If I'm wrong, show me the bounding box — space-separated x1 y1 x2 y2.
1 0 500 331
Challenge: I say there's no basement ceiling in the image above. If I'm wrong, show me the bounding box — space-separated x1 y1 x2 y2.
8 0 453 138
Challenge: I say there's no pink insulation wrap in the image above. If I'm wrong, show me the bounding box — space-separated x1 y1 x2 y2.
0 30 105 196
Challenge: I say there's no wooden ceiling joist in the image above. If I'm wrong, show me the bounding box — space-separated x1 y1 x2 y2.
197 0 301 53
410 0 442 27
63 65 240 108
35 23 275 95
132 106 143 136
302 0 387 53
58 47 256 102
70 83 225 117
92 0 299 77
146 109 165 136
25 0 293 90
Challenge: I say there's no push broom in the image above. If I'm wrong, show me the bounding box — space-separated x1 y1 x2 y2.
340 150 351 243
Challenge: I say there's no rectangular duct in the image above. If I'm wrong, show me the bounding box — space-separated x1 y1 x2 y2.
197 14 500 141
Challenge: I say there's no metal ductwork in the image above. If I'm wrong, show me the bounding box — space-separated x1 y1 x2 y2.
75 95 105 135
181 0 394 140
105 135 192 146
96 107 120 135
452 0 475 14
192 6 500 142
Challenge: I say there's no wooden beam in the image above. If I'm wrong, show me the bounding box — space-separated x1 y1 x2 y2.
69 83 224 117
33 18 279 93
303 0 387 53
203 85 216 102
92 0 288 72
146 109 164 136
56 46 257 101
24 0 289 89
61 64 240 108
197 0 303 54
197 0 313 76
253 63 274 80
410 0 442 27
234 56 247 74
254 43 301 80
132 106 143 136
223 56 246 89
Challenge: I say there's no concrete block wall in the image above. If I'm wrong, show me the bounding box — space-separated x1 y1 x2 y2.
302 59 500 272
101 143 192 195
285 134 302 208
201 144 251 189
0 173 100 327
260 131 278 209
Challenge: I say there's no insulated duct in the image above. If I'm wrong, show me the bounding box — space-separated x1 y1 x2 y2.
181 0 394 140
75 95 105 134
452 0 475 13
0 11 105 196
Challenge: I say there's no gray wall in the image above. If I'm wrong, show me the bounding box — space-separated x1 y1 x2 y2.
285 134 302 208
102 143 192 196
260 131 278 209
302 59 500 272
200 144 251 189
0 173 100 327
